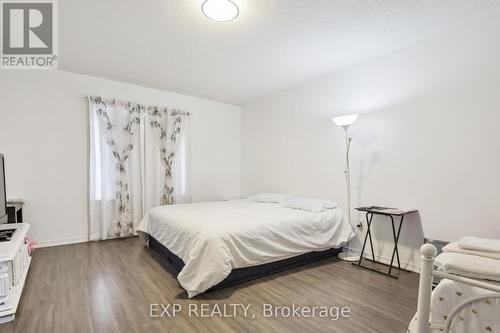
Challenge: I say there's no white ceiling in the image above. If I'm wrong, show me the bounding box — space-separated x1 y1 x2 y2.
61 0 500 105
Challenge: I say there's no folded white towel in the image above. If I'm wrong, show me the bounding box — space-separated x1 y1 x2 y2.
458 236 500 253
435 252 500 282
443 242 500 261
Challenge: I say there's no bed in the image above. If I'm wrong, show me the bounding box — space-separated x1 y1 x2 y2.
137 198 353 298
409 277 500 333
409 244 500 333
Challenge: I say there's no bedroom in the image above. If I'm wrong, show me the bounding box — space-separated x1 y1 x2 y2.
0 0 499 332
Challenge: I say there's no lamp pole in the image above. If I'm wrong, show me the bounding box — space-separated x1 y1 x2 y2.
331 114 360 262
337 124 359 262
344 127 352 226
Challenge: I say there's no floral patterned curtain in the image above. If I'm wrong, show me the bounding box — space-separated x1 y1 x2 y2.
90 96 142 238
146 107 191 205
88 96 190 240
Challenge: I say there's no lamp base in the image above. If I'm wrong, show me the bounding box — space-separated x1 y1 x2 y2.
337 251 360 262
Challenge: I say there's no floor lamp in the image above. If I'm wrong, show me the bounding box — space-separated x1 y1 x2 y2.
332 114 360 262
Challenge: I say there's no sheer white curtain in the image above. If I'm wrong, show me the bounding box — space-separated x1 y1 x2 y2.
143 107 191 213
88 96 191 240
172 118 191 204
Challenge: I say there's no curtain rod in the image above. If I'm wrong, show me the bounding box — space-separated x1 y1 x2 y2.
87 95 192 116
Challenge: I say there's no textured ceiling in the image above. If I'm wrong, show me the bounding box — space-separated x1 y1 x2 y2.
60 0 500 105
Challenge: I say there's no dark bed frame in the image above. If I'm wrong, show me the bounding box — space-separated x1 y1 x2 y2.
149 236 342 294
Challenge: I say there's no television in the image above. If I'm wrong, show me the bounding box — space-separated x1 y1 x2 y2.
0 154 7 224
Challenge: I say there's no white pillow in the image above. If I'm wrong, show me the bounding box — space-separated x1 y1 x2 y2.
319 199 338 209
249 193 293 204
280 197 338 213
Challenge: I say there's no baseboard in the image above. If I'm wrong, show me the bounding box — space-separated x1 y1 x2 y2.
35 237 88 249
344 246 420 273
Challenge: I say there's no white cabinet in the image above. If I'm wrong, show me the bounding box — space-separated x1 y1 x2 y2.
0 223 31 324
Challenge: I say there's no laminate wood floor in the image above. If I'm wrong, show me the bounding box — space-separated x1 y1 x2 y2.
0 238 419 333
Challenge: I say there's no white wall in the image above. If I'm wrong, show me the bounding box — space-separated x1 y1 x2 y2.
0 70 241 247
241 12 500 270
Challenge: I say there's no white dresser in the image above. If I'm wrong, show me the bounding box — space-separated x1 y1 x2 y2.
0 223 31 324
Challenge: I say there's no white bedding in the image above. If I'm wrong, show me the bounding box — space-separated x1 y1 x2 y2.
435 252 500 282
137 199 353 298
443 242 500 261
458 236 500 253
408 279 500 333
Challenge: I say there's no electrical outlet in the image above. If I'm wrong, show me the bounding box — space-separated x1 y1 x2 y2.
356 220 364 230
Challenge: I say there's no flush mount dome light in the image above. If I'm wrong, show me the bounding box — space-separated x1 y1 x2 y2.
201 0 239 22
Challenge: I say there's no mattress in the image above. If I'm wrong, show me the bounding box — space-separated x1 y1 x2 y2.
137 199 353 298
408 278 500 333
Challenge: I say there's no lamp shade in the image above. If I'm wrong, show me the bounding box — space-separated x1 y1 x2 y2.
202 0 239 22
332 114 358 128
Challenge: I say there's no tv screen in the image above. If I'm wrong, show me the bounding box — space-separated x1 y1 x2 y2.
0 155 6 224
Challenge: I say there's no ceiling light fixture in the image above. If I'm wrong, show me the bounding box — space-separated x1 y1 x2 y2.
201 0 239 22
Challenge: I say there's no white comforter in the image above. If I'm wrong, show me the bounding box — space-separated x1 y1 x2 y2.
137 199 353 298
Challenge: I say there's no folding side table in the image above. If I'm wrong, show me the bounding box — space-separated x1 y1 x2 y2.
352 206 418 279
